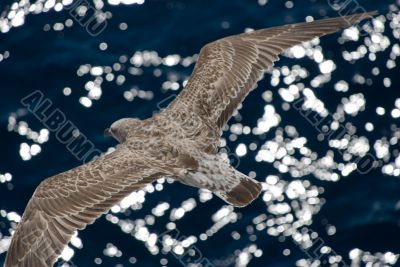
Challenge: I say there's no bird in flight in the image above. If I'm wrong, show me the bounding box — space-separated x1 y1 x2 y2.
5 11 377 267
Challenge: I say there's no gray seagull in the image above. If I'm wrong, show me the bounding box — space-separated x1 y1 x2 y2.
5 11 377 267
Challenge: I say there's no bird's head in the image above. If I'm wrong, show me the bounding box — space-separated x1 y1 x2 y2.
104 118 143 143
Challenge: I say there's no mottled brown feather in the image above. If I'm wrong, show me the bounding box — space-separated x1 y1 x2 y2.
167 12 377 152
4 146 166 267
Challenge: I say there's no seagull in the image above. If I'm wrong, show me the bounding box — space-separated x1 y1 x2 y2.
4 11 377 267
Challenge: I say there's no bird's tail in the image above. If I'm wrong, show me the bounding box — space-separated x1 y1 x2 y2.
181 153 262 207
215 173 262 207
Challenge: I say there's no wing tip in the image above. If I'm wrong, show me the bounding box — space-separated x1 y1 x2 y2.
343 10 379 25
366 10 380 17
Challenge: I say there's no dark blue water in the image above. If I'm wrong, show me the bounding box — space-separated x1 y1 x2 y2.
0 0 399 266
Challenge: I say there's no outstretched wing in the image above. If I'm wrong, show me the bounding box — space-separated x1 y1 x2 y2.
167 12 377 148
4 145 166 267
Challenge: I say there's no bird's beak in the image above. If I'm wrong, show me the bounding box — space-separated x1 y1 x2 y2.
104 128 111 137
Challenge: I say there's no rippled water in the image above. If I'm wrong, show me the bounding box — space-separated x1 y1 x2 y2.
1 0 400 266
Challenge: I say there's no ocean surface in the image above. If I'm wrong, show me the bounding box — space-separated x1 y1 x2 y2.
0 0 400 266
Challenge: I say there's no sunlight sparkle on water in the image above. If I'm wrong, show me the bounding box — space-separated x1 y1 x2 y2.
1 2 400 267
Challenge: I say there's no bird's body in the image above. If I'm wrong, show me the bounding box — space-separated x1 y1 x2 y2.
104 112 261 206
4 11 378 267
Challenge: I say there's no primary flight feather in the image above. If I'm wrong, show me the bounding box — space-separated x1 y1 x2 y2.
5 11 377 267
